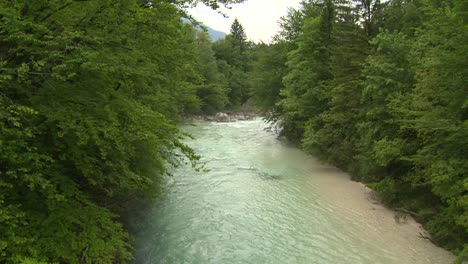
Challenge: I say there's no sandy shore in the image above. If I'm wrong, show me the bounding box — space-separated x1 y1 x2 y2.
308 165 456 264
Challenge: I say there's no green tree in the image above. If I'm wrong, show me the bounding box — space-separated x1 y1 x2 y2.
193 30 229 114
388 0 468 251
279 0 335 140
249 42 288 114
302 0 369 171
0 0 237 262
230 18 248 52
379 0 423 36
251 0 467 257
212 19 251 107
355 32 416 182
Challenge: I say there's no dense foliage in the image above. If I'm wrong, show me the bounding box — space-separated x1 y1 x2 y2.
0 0 243 262
211 18 253 108
251 0 467 261
1 0 466 262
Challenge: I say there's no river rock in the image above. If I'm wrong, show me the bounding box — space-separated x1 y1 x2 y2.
214 112 230 122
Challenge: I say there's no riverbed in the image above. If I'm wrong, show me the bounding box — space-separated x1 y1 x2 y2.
132 119 454 264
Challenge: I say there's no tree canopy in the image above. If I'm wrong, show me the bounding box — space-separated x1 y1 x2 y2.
1 0 466 262
0 0 241 262
250 0 467 261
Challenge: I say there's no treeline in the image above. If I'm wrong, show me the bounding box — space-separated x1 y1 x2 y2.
250 0 467 261
0 0 245 262
1 0 466 262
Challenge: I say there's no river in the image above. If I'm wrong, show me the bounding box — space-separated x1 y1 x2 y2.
132 119 454 264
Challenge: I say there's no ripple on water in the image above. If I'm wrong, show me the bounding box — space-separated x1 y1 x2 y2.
132 119 455 264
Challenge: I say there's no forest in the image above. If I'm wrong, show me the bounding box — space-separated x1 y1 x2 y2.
0 0 466 263
251 0 467 262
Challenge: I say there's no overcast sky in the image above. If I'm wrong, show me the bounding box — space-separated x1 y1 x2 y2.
188 0 302 43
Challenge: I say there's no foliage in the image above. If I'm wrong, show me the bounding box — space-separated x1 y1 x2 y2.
192 30 229 114
250 0 468 258
212 19 252 108
0 0 231 262
1 0 466 261
249 42 288 114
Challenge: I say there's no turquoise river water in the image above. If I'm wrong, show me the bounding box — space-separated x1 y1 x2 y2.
132 119 454 264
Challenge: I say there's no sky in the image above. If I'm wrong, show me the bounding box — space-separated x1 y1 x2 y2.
188 0 302 43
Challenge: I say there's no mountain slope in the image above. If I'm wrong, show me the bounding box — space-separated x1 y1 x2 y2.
206 26 226 41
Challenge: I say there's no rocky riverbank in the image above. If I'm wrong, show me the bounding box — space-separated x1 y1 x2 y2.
185 111 257 123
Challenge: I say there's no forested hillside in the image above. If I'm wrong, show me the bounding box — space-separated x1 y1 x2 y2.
250 0 467 261
0 0 243 262
1 0 466 262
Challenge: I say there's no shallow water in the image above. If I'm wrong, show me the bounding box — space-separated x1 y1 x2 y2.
132 119 454 264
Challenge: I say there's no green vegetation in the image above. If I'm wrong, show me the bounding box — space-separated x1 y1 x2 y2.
251 0 467 260
0 0 244 262
1 0 466 262
212 18 253 108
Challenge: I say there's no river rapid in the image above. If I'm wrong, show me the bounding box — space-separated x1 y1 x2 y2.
132 119 455 264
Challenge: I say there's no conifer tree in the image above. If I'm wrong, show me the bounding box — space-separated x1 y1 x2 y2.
212 19 251 107
251 0 467 257
230 18 248 51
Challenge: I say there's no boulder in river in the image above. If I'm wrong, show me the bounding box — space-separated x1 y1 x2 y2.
214 112 230 122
